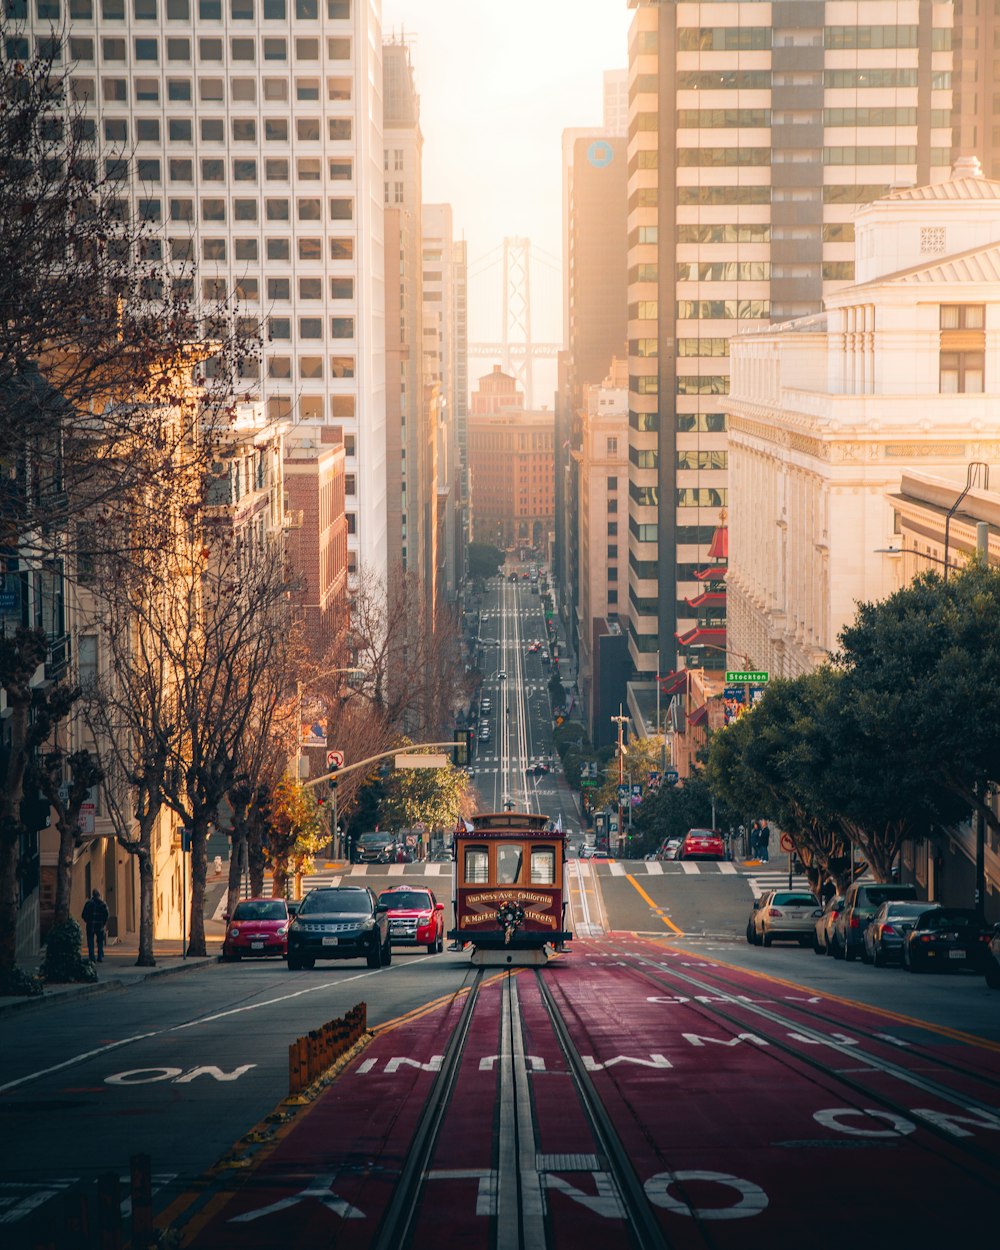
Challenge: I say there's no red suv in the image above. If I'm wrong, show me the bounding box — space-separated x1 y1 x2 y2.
222 899 290 960
378 886 445 954
677 828 726 861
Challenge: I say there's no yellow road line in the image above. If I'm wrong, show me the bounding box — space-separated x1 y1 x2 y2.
650 937 1000 1056
626 874 685 936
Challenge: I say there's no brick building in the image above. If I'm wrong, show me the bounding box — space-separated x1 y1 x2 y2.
469 369 554 550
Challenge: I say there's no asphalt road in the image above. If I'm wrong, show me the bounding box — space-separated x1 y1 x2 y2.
6 578 1000 1244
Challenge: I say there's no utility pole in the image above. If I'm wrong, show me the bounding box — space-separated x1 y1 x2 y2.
610 706 629 858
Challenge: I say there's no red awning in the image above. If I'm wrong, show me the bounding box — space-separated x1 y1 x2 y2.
675 626 727 647
687 704 709 727
707 526 729 560
685 590 727 611
658 670 688 698
694 565 727 582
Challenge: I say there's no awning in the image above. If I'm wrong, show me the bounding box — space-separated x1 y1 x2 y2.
658 670 688 698
694 565 727 582
676 625 727 647
687 704 709 727
685 590 727 611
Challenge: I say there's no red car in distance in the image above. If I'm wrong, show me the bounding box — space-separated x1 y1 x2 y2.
378 886 446 954
677 828 726 861
222 898 290 960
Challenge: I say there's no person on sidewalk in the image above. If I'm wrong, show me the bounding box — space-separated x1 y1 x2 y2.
759 820 771 864
82 889 109 962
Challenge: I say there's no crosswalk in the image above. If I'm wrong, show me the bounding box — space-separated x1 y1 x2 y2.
745 870 813 899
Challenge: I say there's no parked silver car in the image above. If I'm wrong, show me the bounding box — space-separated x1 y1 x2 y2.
831 882 918 961
863 900 939 966
747 890 822 947
812 894 844 955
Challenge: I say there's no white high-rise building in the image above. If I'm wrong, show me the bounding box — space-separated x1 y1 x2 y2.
31 0 386 579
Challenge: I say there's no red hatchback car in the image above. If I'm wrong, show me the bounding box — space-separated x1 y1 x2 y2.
378 886 445 954
222 898 290 961
678 828 726 861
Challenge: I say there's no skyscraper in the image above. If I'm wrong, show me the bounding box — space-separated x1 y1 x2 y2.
32 0 387 579
626 0 990 676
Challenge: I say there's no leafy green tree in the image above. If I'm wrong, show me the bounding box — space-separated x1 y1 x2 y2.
467 542 505 581
632 769 723 852
838 562 1000 846
380 761 476 834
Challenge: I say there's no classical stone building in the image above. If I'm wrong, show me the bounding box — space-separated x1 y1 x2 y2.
725 162 1000 677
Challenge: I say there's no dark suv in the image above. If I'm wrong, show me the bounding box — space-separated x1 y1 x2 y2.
832 882 918 961
286 886 391 970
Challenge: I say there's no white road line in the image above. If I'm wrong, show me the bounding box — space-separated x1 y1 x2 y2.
608 863 626 877
644 862 663 875
680 861 700 875
1 961 432 1095
718 862 737 875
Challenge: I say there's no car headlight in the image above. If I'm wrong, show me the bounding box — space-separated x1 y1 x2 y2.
276 927 287 936
229 927 240 938
361 918 375 931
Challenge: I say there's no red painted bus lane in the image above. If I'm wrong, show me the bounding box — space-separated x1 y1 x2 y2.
541 941 999 1244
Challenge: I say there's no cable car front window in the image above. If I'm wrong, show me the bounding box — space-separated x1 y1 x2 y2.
464 845 489 885
496 844 523 884
530 846 555 885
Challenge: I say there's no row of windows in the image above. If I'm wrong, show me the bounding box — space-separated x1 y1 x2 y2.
676 108 770 129
675 337 729 357
676 70 771 91
629 484 728 509
11 0 350 21
824 25 951 50
74 78 356 122
168 235 352 264
71 75 350 107
23 34 352 65
628 522 719 548
677 224 770 244
677 375 730 396
626 411 728 436
678 27 771 52
676 300 770 320
268 316 354 339
266 356 355 382
676 262 770 283
100 156 359 197
677 186 771 206
202 273 354 300
677 147 771 167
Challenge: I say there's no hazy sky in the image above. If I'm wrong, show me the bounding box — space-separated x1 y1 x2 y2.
381 0 631 354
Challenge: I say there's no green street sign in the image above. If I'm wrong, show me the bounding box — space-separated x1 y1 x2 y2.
725 670 769 683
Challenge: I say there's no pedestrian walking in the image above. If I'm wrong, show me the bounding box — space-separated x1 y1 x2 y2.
748 820 760 860
759 820 771 864
82 888 109 962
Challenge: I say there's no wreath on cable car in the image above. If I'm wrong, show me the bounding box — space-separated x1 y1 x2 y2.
496 900 526 945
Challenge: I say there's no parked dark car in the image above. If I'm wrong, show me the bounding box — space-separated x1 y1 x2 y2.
832 882 918 961
863 900 939 966
902 907 992 974
286 886 391 970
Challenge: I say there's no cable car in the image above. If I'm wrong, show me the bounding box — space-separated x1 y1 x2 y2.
448 812 572 966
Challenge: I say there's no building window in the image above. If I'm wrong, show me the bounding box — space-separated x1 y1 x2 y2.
940 352 985 394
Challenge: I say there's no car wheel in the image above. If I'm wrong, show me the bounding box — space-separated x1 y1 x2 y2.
798 936 811 948
908 955 923 973
762 932 773 948
985 963 1000 989
812 935 825 956
382 936 392 966
753 926 763 946
746 923 755 946
366 943 381 969
844 945 858 962
860 945 871 965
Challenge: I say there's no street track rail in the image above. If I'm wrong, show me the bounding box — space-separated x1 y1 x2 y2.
369 966 674 1250
371 969 485 1250
600 938 1000 1183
